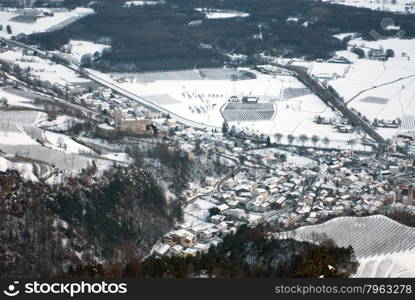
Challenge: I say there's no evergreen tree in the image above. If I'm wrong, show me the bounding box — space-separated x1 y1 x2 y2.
222 122 228 134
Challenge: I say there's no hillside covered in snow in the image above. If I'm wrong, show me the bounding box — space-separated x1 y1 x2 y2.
277 215 415 277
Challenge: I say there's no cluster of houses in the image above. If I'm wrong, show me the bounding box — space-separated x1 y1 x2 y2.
150 127 415 257
2 37 415 259
373 118 401 129
0 43 173 139
153 219 241 257
70 86 185 138
313 115 355 134
293 151 415 225
393 131 415 156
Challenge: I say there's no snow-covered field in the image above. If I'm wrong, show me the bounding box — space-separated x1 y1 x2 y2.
35 115 83 132
326 37 415 139
124 0 165 7
41 130 94 154
111 68 363 148
357 251 415 277
294 36 415 140
292 60 351 80
102 152 133 164
195 8 250 19
184 198 218 222
277 215 415 277
0 7 94 38
113 68 244 82
0 49 90 86
113 68 288 127
0 110 41 146
0 107 129 180
0 156 38 181
61 40 111 64
323 0 415 13
0 87 37 109
0 110 88 179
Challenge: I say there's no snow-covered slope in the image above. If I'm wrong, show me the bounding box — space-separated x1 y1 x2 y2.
0 156 38 181
277 215 415 277
356 252 415 277
0 87 37 109
42 130 94 154
0 111 41 146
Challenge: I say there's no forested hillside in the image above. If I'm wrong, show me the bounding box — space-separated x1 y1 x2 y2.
61 225 358 278
0 161 182 277
18 0 415 71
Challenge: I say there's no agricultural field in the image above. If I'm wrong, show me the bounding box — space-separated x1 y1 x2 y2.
0 110 93 176
291 60 351 80
60 40 111 64
328 37 415 140
110 68 363 149
0 156 38 182
277 215 415 277
0 7 94 38
0 92 131 183
222 103 276 122
0 110 41 146
0 48 91 86
292 35 415 141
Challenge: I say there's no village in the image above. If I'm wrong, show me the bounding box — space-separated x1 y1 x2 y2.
4 0 415 282
148 125 415 257
0 32 415 260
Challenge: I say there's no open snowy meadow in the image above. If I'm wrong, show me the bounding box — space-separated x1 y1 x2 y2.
110 68 364 149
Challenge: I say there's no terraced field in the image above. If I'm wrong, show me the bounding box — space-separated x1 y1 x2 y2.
277 215 415 259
